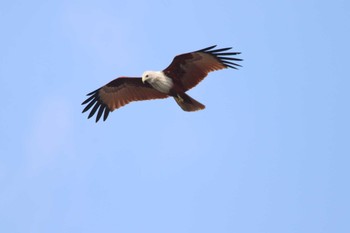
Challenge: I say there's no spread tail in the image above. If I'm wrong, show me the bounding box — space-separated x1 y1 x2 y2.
174 93 205 112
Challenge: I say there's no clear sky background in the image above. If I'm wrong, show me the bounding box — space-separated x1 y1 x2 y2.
1 0 349 232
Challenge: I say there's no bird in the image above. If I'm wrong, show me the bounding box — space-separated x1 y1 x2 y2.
82 45 242 122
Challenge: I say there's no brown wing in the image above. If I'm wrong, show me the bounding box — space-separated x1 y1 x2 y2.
82 77 168 122
163 45 242 92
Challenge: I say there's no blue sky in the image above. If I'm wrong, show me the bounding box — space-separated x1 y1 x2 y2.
1 0 349 232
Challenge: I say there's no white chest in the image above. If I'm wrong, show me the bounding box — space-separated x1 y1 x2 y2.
147 72 173 94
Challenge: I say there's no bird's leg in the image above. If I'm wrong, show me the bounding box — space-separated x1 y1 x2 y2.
177 94 184 102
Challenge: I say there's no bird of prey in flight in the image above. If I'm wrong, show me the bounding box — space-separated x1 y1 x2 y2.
82 45 242 122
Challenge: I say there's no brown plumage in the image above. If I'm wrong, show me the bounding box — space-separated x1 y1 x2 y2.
164 45 241 92
82 78 168 122
82 45 242 122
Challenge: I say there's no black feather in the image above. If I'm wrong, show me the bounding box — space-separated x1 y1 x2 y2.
103 108 110 121
197 45 217 52
96 104 105 122
82 98 97 113
86 88 99 96
88 102 100 119
81 94 96 105
215 52 241 56
196 45 242 69
222 60 242 67
217 56 243 61
209 47 232 53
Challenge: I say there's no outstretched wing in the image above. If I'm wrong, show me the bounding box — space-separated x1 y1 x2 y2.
163 45 242 91
82 77 168 122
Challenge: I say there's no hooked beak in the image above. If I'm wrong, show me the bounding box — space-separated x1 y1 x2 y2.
142 76 148 84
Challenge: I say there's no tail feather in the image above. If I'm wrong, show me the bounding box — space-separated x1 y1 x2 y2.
174 93 205 112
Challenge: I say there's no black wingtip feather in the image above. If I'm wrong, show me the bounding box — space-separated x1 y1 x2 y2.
197 45 217 52
223 61 242 67
197 45 242 69
103 108 110 121
82 88 111 122
217 56 243 61
82 101 95 113
96 105 105 122
88 102 100 119
209 47 233 53
216 52 241 56
81 94 96 105
86 88 100 96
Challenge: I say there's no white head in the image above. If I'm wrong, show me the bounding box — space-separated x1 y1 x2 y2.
141 70 173 93
141 71 157 84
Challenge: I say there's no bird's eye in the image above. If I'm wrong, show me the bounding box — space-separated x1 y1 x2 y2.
146 75 149 77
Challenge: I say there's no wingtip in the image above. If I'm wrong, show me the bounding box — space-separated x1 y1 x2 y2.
197 45 217 52
199 45 242 69
103 109 110 121
86 91 96 96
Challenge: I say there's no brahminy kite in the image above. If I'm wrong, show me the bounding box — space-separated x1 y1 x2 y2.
82 45 242 122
